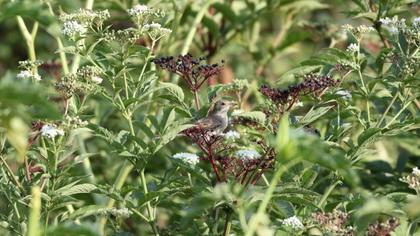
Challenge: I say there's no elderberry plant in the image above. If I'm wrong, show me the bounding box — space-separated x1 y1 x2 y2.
0 1 419 236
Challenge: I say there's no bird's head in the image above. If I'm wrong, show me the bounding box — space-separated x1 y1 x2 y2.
210 100 236 115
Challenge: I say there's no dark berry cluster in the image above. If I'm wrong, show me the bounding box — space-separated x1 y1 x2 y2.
152 53 224 90
260 73 338 112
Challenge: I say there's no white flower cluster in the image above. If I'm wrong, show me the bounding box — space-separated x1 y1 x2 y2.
144 22 172 40
342 24 374 39
40 124 65 139
223 130 240 140
412 167 420 177
231 109 243 116
295 101 304 107
413 17 420 29
346 43 359 53
281 216 304 231
379 16 407 35
17 70 41 81
400 167 420 194
62 20 87 38
64 115 88 128
127 4 149 17
60 9 109 39
126 4 170 40
235 149 261 161
109 207 132 218
91 76 103 84
173 153 200 166
336 90 352 100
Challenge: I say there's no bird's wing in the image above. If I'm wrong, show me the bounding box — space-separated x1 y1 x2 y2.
195 116 223 131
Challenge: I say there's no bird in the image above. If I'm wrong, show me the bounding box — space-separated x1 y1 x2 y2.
193 100 236 135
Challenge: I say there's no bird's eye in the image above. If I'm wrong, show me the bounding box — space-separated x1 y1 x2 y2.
221 102 226 105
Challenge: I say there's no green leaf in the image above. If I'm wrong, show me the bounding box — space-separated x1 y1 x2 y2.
280 0 329 12
212 3 237 24
46 224 100 236
357 128 381 147
299 106 334 125
65 205 111 220
56 183 97 197
157 82 185 104
233 111 266 125
202 16 220 39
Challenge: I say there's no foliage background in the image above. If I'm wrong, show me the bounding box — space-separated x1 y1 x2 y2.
0 0 419 235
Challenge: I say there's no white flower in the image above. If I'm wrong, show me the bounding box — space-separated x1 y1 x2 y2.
144 22 172 39
379 16 406 34
92 76 103 84
17 70 32 79
231 109 243 116
235 149 261 161
346 43 359 53
145 22 161 29
62 20 87 37
379 18 392 26
295 102 304 107
109 208 132 218
336 90 352 100
40 124 65 139
413 17 420 28
17 70 41 81
412 167 420 177
389 26 399 35
280 216 304 231
127 4 149 17
224 130 240 140
173 153 200 166
356 25 374 34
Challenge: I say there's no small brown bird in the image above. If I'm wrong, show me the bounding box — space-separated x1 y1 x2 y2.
194 100 236 134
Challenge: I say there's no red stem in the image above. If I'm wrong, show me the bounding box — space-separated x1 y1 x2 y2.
209 155 221 182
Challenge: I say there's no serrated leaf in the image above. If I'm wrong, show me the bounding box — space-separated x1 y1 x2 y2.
357 128 381 147
212 3 237 24
159 82 184 103
233 111 266 124
299 106 334 125
64 205 111 220
56 183 97 197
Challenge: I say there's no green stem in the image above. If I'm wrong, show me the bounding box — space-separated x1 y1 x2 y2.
46 2 69 74
141 169 159 236
97 160 134 234
85 0 94 9
28 186 41 236
16 16 38 73
181 0 212 55
71 0 94 73
376 91 399 128
223 212 232 236
245 160 299 236
137 40 156 85
383 100 412 129
129 207 149 222
193 90 200 111
123 73 129 99
171 0 212 85
317 180 340 209
0 155 24 191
